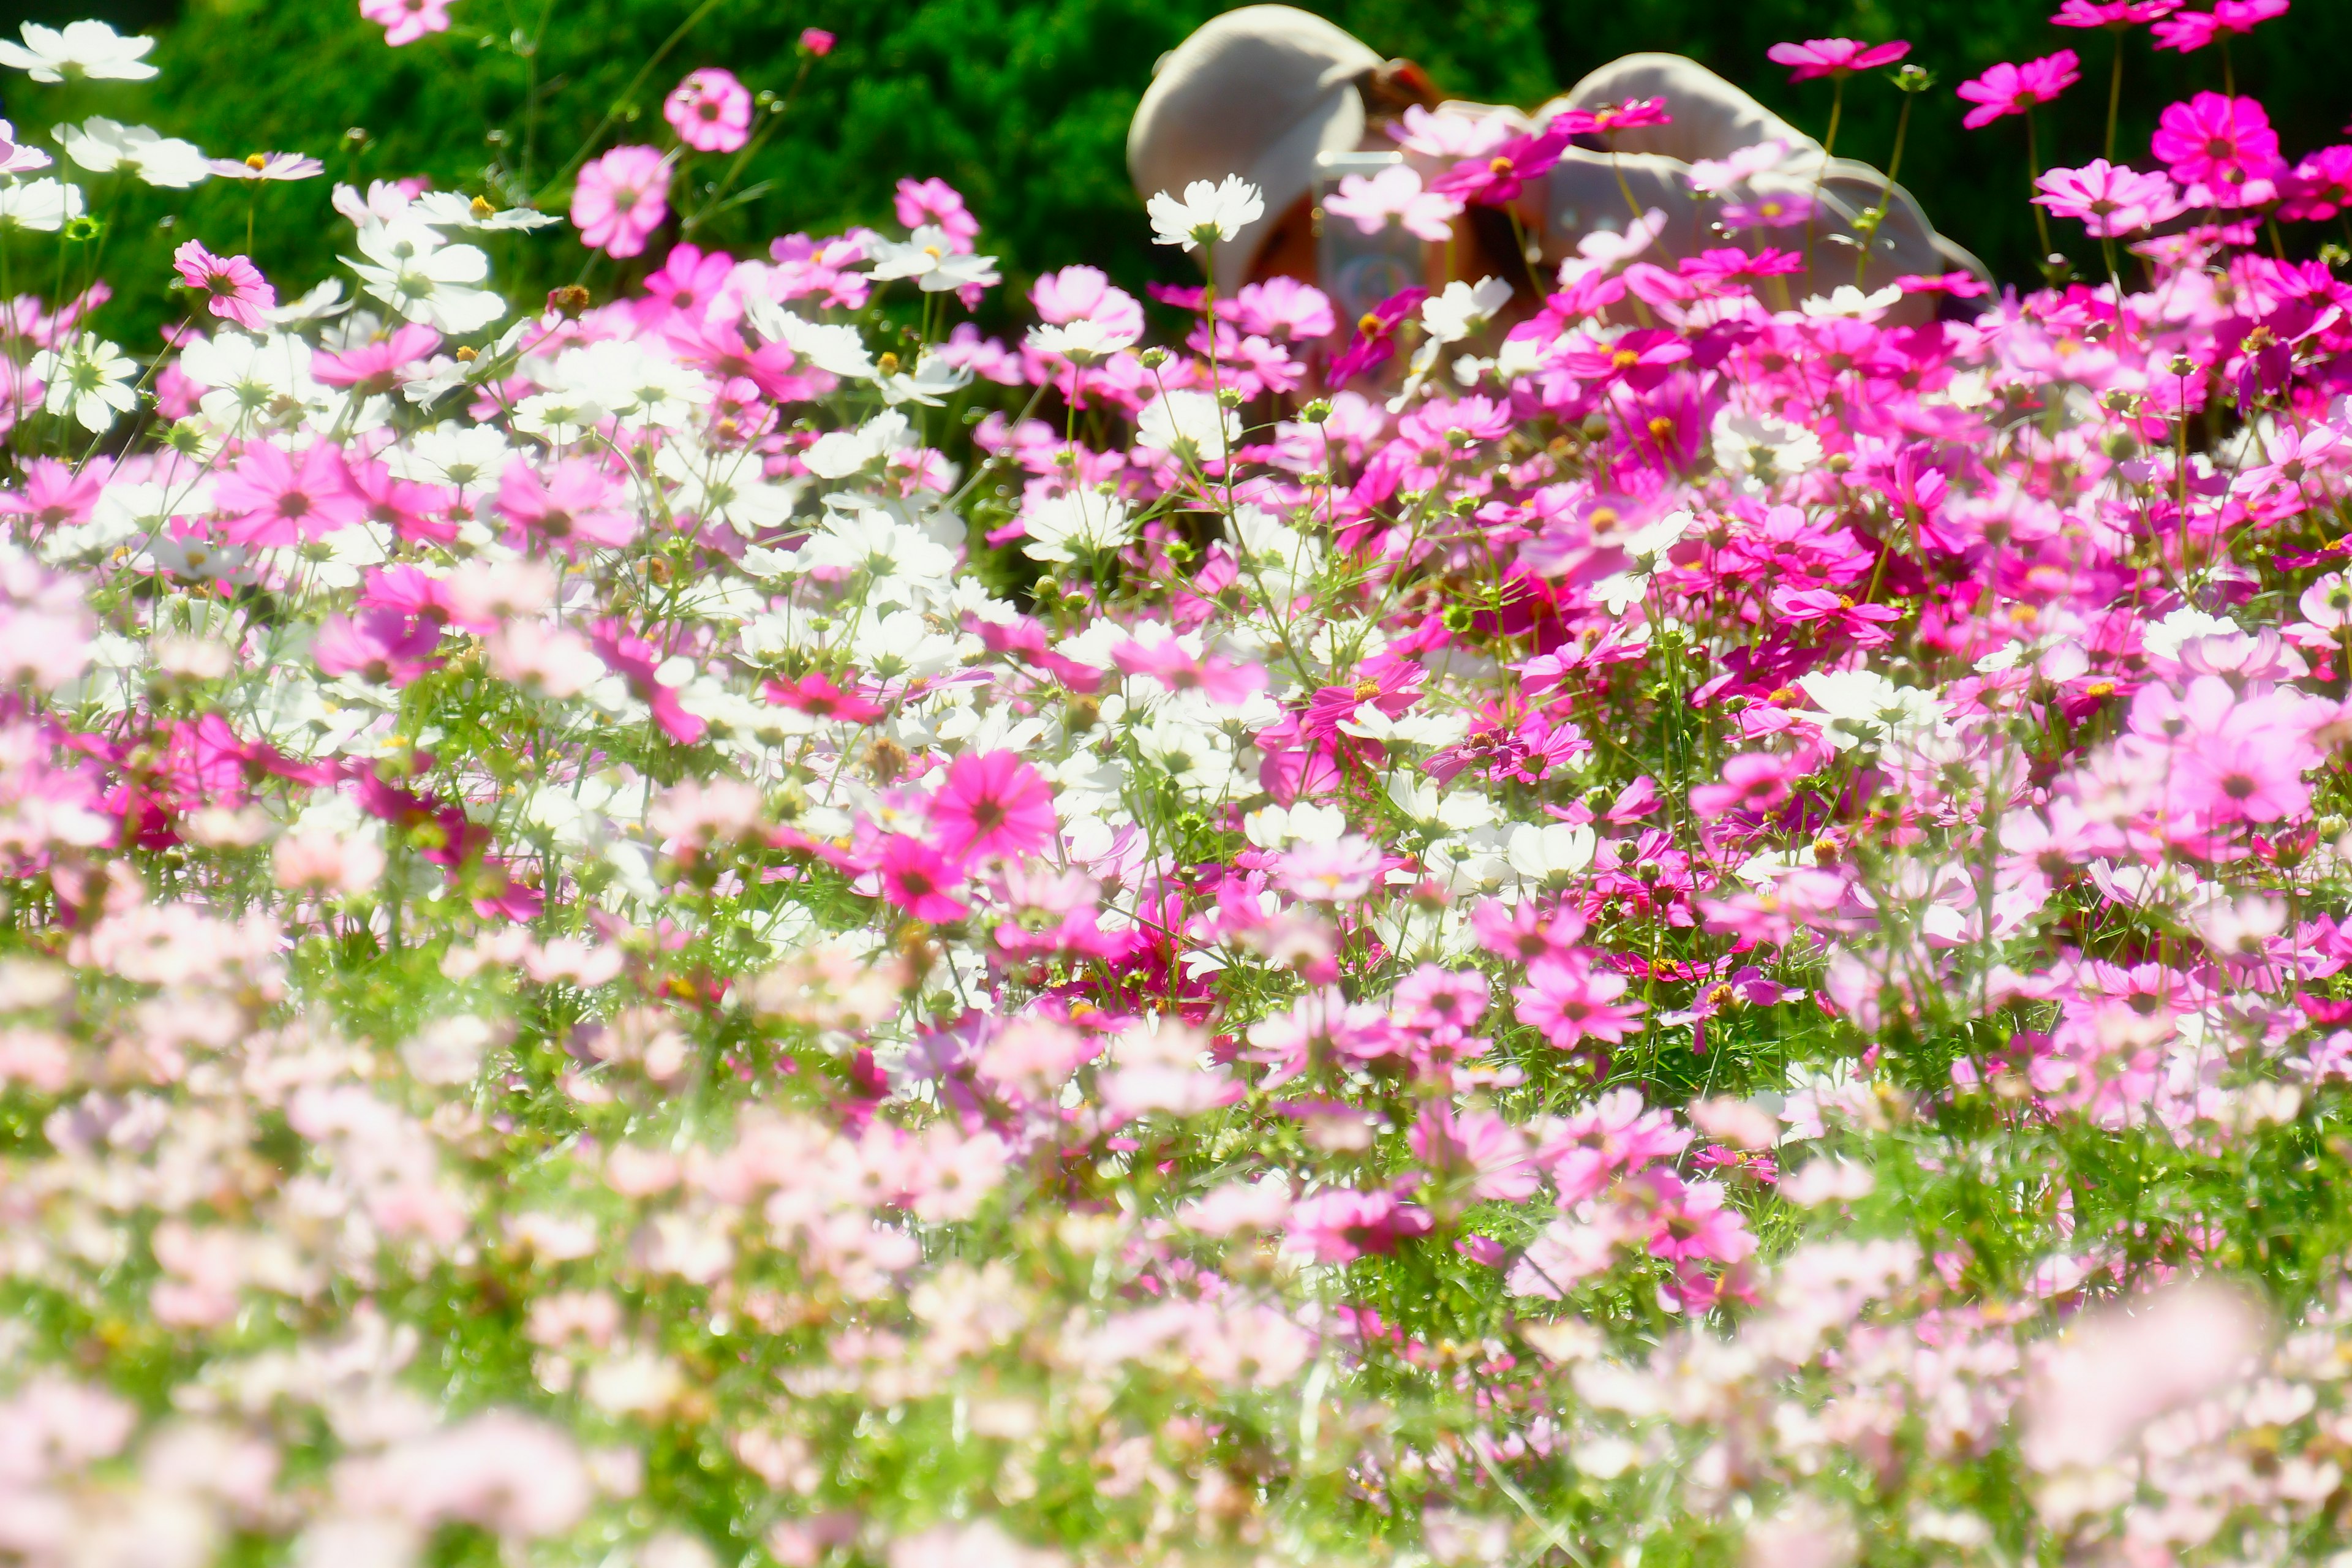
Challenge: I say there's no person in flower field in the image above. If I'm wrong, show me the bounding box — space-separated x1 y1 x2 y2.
1129 5 1985 325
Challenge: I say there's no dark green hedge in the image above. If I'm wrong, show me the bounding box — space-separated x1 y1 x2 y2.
14 0 2351 345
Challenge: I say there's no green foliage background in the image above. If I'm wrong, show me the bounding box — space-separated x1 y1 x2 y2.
12 0 2352 346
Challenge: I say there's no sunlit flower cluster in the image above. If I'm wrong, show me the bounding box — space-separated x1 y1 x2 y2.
2 5 2351 1567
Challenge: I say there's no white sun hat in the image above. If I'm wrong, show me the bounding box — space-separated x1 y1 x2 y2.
1128 5 1385 296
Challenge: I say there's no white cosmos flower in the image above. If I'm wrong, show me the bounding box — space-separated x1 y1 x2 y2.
557 339 710 426
1136 389 1240 463
176 331 318 433
1147 176 1265 251
0 20 157 83
59 119 209 187
867 225 1001 293
387 422 513 491
1026 317 1138 362
1800 283 1904 320
344 219 505 334
1021 491 1135 564
1711 408 1823 493
877 350 971 407
655 445 801 531
31 334 138 433
1796 669 1948 755
741 298 875 379
1505 821 1598 882
0 178 81 234
1422 277 1514 345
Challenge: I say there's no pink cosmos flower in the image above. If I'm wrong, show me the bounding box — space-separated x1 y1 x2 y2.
497 457 638 553
1219 276 1338 341
1551 97 1674 136
1283 1188 1433 1263
1534 1086 1691 1204
928 750 1055 865
2051 0 2181 25
1393 964 1490 1033
172 241 277 333
313 322 442 394
1689 752 1801 818
1469 898 1588 964
1428 123 1573 206
1636 1170 1759 1267
360 0 454 47
1956 51 2082 129
1556 327 1692 391
2034 159 2187 236
571 145 672 259
1513 952 1646 1050
1324 164 1460 243
312 608 442 687
877 834 968 924
895 178 979 252
799 27 835 56
1719 190 1814 230
1275 835 1385 903
0 457 101 532
1030 265 1145 341
1327 285 1428 384
1766 37 1912 83
764 671 886 724
1108 638 1266 704
214 442 363 546
1411 1104 1537 1201
2152 0 2289 53
664 69 753 154
2282 146 2352 221
2150 93 2284 205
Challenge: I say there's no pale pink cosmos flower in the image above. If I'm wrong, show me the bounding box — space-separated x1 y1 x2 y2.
1956 51 2082 129
664 68 753 154
172 240 276 332
2022 1281 2266 1471
571 145 672 258
1283 1187 1433 1263
208 151 324 181
214 442 362 545
1030 265 1146 341
273 826 386 897
1411 1104 1537 1201
1324 164 1461 243
895 176 979 252
359 0 455 47
2034 159 2186 236
1766 37 1911 83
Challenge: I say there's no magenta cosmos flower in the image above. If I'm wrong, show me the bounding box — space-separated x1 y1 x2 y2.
663 69 753 154
927 749 1056 866
570 145 672 259
2051 0 2180 24
877 835 967 924
1428 123 1572 206
1956 50 2082 129
358 0 455 47
2150 92 2284 203
172 240 276 333
2034 159 2187 235
1550 97 1673 136
1766 37 1911 83
2152 0 2289 53
497 458 638 554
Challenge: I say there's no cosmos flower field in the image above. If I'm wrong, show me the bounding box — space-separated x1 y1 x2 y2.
2 2 2352 1565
